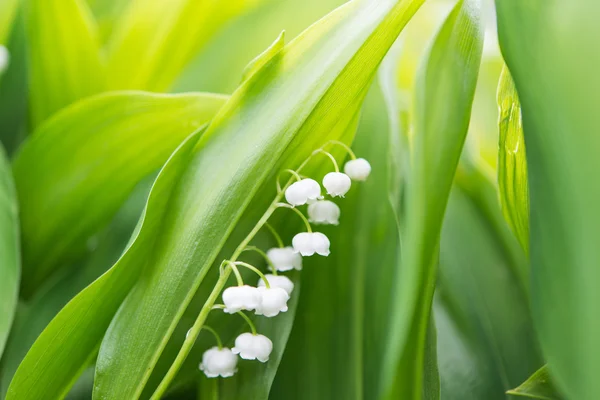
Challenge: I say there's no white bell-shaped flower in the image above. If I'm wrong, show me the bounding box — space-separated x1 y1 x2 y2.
322 172 351 197
257 274 294 295
0 46 9 73
292 232 330 256
266 247 302 271
200 347 238 378
308 200 340 225
222 285 262 313
255 287 289 317
344 158 371 181
232 333 273 362
285 179 322 206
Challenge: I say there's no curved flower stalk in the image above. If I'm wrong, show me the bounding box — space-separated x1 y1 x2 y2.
151 141 371 394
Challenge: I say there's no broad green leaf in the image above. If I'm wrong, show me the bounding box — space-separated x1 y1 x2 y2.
497 65 529 254
380 1 483 398
496 1 600 398
0 144 19 359
25 0 105 126
507 366 564 400
0 179 149 398
0 0 18 45
436 164 542 399
106 0 264 91
13 91 227 297
93 0 425 398
6 130 202 399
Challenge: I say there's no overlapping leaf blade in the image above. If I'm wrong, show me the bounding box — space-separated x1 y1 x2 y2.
13 91 227 297
106 0 264 91
496 1 600 398
93 0 425 398
0 144 19 359
497 65 529 254
25 0 105 126
380 0 484 398
507 365 564 400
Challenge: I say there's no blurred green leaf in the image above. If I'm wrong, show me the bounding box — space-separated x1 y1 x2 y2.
380 0 483 398
0 144 19 359
25 0 105 127
0 178 149 397
0 0 18 45
497 65 529 254
6 130 202 400
92 1 424 398
106 0 265 91
496 1 600 398
436 164 542 399
13 91 227 297
507 365 564 400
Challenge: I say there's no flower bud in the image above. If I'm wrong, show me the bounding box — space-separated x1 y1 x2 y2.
292 232 330 256
255 287 289 317
344 158 371 181
266 247 302 271
257 274 294 295
222 285 262 313
322 172 351 197
200 347 238 378
285 178 322 206
308 200 340 225
232 333 273 362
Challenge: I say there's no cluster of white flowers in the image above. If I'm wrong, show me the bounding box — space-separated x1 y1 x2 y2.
199 146 371 378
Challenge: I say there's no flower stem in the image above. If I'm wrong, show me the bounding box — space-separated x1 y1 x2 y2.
201 326 223 349
325 140 356 160
236 311 257 335
312 149 339 172
276 203 312 232
276 169 302 192
242 246 278 275
234 261 271 288
226 262 244 286
264 222 284 248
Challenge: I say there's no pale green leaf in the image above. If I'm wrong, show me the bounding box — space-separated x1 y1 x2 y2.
0 144 19 359
380 0 484 398
0 0 18 45
496 1 600 398
497 65 529 254
13 91 227 297
507 365 564 400
25 0 105 126
106 0 265 91
6 130 202 399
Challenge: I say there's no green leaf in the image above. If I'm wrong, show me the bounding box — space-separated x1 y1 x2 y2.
436 164 542 399
507 365 564 400
0 143 19 359
496 1 600 398
25 0 105 126
497 65 529 254
92 0 424 398
0 0 18 45
13 91 227 297
0 179 149 398
6 130 202 400
380 0 484 398
105 0 264 91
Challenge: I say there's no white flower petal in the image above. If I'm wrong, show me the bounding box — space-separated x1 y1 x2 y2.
232 333 273 363
255 287 290 317
322 172 351 197
200 347 238 378
311 232 331 256
257 274 294 295
308 200 340 225
267 247 302 271
222 285 262 313
343 158 371 181
292 232 315 256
